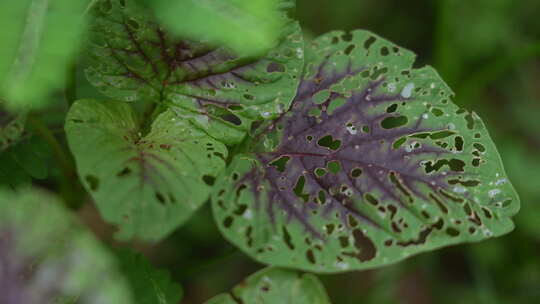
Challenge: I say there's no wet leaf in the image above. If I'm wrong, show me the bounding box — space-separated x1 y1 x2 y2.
0 0 87 109
85 0 303 144
66 99 227 241
212 30 520 272
0 188 133 303
204 267 331 304
115 249 183 304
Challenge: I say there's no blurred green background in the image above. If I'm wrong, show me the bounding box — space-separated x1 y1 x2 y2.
2 0 539 303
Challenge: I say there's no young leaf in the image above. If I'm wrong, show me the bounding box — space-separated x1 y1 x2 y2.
0 188 133 303
65 99 227 241
115 249 183 304
85 0 303 144
0 0 87 109
212 30 520 273
204 267 331 304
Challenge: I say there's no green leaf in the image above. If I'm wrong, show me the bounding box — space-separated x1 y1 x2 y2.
0 188 133 303
66 99 227 241
212 30 520 272
0 134 54 189
115 249 183 304
147 0 293 56
204 267 331 304
0 0 87 109
1 100 26 151
85 0 303 144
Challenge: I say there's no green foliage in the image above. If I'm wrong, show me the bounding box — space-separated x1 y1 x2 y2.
66 99 227 241
0 101 26 151
0 0 87 109
0 0 532 302
115 249 183 303
204 267 331 304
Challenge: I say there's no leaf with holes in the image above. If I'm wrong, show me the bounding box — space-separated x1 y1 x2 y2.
212 30 520 273
0 0 87 109
66 99 227 241
0 188 133 303
204 267 331 304
115 249 183 304
85 0 303 144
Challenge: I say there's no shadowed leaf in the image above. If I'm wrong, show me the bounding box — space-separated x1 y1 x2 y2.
115 249 182 304
212 30 520 273
1 100 26 151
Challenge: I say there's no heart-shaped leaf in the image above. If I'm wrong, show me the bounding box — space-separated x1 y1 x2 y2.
86 0 303 144
0 188 133 303
212 30 520 272
204 267 331 304
66 99 227 241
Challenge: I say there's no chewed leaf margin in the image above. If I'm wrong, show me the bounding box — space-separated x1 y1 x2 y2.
212 30 520 273
85 0 304 144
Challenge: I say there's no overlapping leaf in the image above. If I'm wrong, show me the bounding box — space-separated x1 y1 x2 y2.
146 0 293 56
66 99 227 241
204 267 331 304
0 188 133 303
115 249 182 304
85 0 303 144
212 30 520 272
0 0 87 109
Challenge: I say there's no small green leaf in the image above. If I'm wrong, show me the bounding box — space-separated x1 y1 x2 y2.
115 249 183 304
212 30 520 273
204 267 331 304
85 0 303 144
66 99 227 241
0 0 87 109
0 188 133 303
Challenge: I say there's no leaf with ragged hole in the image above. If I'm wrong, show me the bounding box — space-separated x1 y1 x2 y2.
212 30 520 273
115 249 183 304
0 188 133 303
85 0 303 144
1 100 26 151
204 267 331 304
66 99 227 241
0 0 86 109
